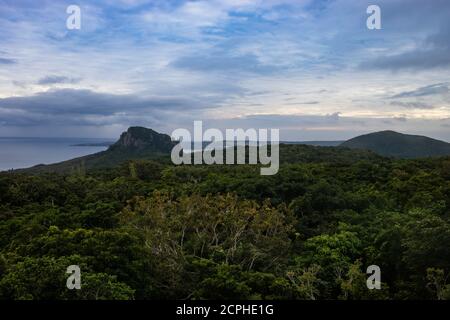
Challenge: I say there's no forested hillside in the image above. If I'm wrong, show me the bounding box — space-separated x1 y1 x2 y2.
1 146 449 300
341 130 450 158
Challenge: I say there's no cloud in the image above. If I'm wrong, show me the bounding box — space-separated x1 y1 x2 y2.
361 21 450 71
390 83 449 99
358 0 450 71
37 76 81 85
0 57 16 64
1 0 450 141
12 80 27 88
222 112 343 128
0 88 211 126
140 0 307 37
393 116 407 122
171 53 279 74
390 101 435 110
286 101 319 105
361 49 450 71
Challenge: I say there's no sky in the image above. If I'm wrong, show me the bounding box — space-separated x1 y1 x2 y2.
0 0 449 141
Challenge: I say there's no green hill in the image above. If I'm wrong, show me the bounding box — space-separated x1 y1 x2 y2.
340 130 450 158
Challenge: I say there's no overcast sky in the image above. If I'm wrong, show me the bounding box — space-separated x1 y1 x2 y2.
0 0 449 141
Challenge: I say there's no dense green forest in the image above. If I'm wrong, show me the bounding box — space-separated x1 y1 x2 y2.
0 144 449 300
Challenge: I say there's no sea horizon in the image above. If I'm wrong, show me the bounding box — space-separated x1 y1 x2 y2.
0 136 341 171
0 137 114 171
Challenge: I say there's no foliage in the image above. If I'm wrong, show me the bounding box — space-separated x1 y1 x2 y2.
0 149 449 300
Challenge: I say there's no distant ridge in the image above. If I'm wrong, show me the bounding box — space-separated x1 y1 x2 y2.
15 128 449 174
14 126 384 174
16 127 175 174
340 130 450 158
282 140 344 147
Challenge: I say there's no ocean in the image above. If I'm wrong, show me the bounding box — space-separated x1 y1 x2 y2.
0 137 114 171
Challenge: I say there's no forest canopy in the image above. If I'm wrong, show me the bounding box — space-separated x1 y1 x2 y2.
0 147 449 300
